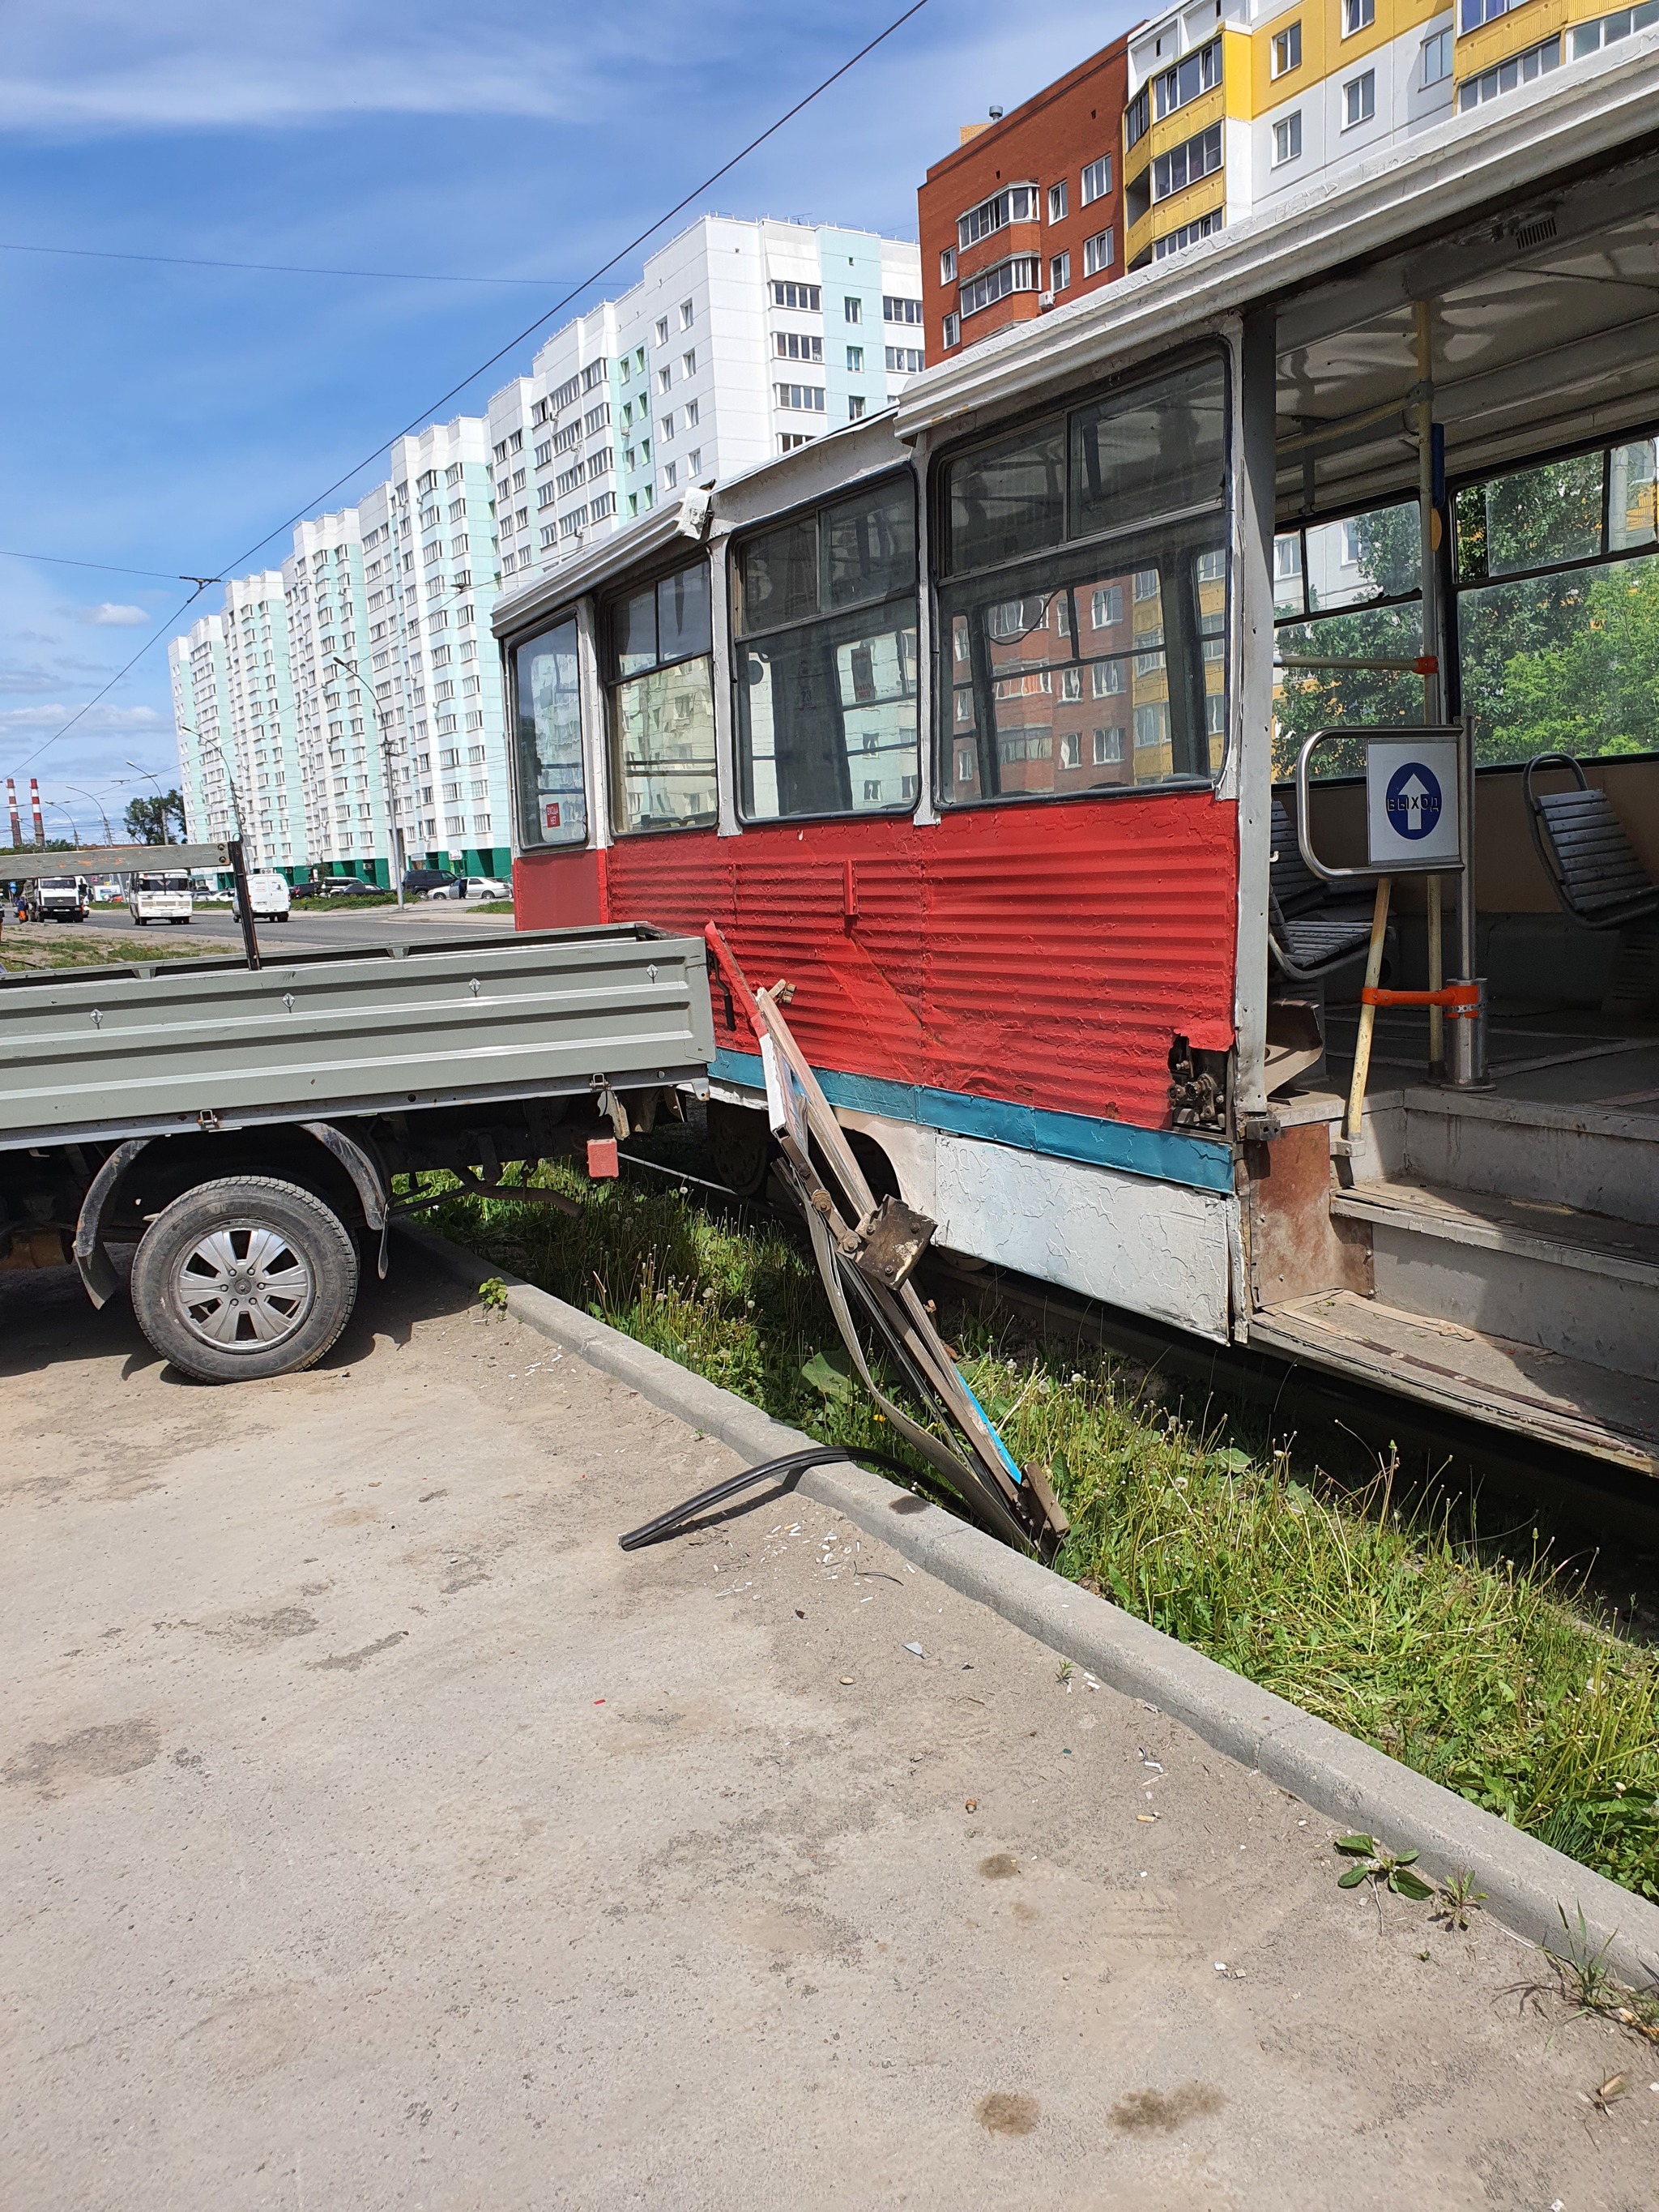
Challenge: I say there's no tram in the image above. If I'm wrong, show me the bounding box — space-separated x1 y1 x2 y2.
495 46 1659 1478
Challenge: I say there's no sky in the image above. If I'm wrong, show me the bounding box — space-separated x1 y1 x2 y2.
0 0 1137 843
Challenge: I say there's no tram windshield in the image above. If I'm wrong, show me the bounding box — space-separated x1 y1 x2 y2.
937 352 1230 803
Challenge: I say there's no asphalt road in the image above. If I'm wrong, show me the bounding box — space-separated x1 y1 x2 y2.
143 899 515 955
3 1250 1657 2210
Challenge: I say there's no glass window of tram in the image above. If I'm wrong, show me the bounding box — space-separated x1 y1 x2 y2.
513 614 588 847
734 476 919 821
938 355 1230 803
606 561 718 832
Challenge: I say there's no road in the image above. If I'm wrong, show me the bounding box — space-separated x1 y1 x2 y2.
3 1249 1656 2210
128 898 516 956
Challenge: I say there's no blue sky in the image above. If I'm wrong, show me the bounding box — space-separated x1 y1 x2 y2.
0 0 1131 840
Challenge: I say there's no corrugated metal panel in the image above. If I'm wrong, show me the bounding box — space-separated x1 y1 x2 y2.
516 794 1238 1134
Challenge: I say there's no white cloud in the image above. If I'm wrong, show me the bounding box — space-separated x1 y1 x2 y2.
0 1 622 132
0 702 165 733
79 603 151 626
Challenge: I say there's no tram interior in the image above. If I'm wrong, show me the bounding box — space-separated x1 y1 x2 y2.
1250 157 1659 1468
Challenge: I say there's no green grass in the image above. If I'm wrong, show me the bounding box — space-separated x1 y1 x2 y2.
2 926 225 971
420 1162 1659 1904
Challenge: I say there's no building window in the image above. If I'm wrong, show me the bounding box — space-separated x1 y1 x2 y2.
663 461 677 489
849 395 867 420
778 433 814 453
776 383 827 412
847 344 864 371
1093 726 1124 764
686 450 700 475
1457 32 1561 102
844 296 862 323
775 331 824 362
657 367 672 395
1422 26 1453 80
773 281 822 311
885 346 925 373
679 299 694 329
1082 228 1114 277
1272 21 1303 75
1273 111 1303 164
883 295 925 325
1572 0 1659 52
1080 156 1112 206
940 246 956 283
1126 85 1150 148
655 318 668 345
681 348 696 378
591 491 617 521
1154 35 1222 118
942 311 961 348
958 255 1041 318
1152 210 1225 258
1343 0 1374 30
733 475 918 823
1343 70 1376 124
956 183 1038 250
1047 180 1068 222
1151 123 1222 203
605 561 716 834
1050 250 1071 293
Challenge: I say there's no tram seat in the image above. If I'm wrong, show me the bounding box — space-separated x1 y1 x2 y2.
1268 798 1384 982
1524 753 1659 931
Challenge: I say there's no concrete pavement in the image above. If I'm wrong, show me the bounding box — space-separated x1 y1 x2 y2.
3 1250 1656 2210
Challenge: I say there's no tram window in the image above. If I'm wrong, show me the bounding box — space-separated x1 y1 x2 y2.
937 352 1230 805
945 420 1065 572
1068 358 1227 542
1272 499 1423 776
734 475 919 822
1454 428 1659 763
512 614 587 848
605 561 717 834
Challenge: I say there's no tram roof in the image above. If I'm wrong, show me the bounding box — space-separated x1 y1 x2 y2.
493 41 1659 644
893 40 1659 444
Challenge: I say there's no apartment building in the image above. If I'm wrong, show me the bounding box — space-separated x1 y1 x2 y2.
919 41 1132 359
490 216 925 586
168 571 304 874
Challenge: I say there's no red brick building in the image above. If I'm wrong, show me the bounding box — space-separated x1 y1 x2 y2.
919 39 1131 361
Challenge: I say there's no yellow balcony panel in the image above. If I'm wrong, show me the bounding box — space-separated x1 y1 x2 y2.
1127 168 1227 263
1455 0 1590 75
1145 80 1226 157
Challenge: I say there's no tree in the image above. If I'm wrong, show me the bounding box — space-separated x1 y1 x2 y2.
123 790 186 843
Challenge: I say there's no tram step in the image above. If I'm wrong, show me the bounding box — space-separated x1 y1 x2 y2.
1332 1177 1659 1381
1400 1085 1659 1228
1250 1289 1659 1479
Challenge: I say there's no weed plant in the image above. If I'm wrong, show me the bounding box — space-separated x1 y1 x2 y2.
422 1164 1659 1902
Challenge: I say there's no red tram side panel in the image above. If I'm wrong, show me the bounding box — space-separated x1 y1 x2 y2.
514 788 1238 1135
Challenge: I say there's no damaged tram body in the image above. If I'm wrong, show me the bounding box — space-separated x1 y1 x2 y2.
495 49 1659 1478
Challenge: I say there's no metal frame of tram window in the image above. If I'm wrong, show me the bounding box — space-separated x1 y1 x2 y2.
923 339 1235 815
724 462 923 831
1446 410 1659 599
599 549 721 839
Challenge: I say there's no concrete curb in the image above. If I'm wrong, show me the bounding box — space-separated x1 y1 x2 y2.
400 1220 1659 1989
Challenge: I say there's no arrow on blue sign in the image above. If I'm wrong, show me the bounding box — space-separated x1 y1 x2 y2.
1385 761 1443 840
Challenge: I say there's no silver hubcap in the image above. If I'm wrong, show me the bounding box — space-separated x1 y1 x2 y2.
173 1223 314 1351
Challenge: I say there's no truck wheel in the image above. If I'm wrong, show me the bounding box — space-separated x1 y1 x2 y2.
130 1176 359 1383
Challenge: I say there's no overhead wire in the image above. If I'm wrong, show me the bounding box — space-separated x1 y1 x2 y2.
0 547 217 583
5 0 932 776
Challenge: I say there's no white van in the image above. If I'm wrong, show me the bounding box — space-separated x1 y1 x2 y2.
232 873 292 923
127 871 193 926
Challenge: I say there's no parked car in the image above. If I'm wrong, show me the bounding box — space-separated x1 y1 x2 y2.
401 868 457 896
19 876 89 924
424 876 511 902
230 872 292 924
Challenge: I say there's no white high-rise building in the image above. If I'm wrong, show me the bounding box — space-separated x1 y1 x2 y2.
168 571 303 873
173 214 923 880
491 215 924 590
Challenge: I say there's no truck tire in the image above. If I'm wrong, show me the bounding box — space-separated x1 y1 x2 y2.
130 1176 359 1383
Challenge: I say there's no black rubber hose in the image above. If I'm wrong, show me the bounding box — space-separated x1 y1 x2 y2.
618 1443 924 1552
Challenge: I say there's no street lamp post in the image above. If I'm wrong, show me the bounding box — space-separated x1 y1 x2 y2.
62 784 115 844
331 653 406 910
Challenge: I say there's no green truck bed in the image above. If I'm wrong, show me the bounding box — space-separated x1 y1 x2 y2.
0 924 714 1149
